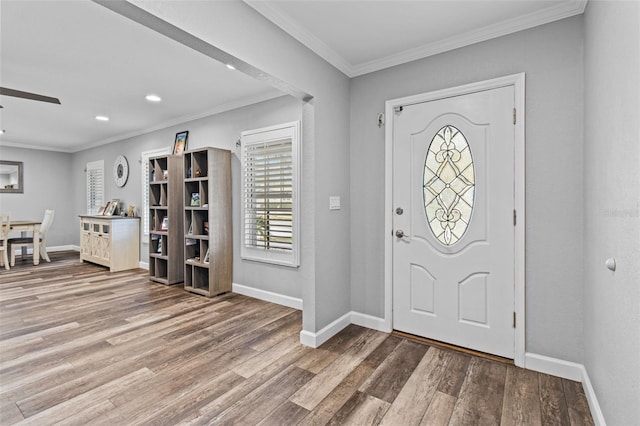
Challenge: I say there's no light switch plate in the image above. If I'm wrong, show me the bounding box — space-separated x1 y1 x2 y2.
329 196 341 210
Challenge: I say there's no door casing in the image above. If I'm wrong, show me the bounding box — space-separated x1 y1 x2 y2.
383 73 526 367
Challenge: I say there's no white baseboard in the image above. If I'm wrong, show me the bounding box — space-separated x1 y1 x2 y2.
139 261 149 270
350 311 390 332
525 353 605 425
232 283 303 310
299 311 387 349
299 311 351 348
524 352 583 381
580 365 606 426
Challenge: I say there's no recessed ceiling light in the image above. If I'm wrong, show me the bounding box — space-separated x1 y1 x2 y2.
145 94 162 102
95 115 109 122
226 64 236 71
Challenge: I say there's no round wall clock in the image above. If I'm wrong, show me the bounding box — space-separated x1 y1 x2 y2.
113 155 129 187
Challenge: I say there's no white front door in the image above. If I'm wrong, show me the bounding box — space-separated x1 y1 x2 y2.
392 85 515 358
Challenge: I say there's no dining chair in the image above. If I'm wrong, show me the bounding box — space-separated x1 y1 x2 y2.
9 209 54 266
0 213 10 270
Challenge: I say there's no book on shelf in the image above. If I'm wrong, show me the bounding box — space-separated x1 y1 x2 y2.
190 192 200 206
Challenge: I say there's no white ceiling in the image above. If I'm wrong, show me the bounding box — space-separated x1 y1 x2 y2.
0 0 586 153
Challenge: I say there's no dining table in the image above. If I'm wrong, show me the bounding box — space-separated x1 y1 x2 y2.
10 220 42 265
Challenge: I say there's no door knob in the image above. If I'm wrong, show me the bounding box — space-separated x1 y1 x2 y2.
395 229 407 239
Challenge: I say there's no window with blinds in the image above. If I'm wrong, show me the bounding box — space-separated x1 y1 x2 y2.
86 160 104 215
141 148 170 238
241 121 300 267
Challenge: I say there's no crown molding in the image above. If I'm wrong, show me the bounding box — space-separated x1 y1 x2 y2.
246 0 587 78
352 0 587 76
0 140 74 153
2 91 285 154
244 0 353 76
74 91 285 153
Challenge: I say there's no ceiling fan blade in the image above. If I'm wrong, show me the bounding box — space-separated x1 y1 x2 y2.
0 87 61 104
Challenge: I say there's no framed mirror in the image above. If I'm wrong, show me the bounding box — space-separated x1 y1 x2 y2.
0 161 24 193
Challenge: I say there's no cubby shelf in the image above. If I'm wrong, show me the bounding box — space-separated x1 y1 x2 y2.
148 154 184 285
182 147 232 297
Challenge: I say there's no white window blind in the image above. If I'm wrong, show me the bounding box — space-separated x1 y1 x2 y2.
241 121 300 267
86 160 104 215
141 148 170 238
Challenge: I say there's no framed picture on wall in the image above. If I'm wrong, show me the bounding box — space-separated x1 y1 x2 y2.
173 131 189 155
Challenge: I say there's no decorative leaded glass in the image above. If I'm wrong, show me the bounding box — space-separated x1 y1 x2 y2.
423 125 475 245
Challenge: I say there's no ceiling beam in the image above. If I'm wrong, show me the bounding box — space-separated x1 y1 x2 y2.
91 0 313 103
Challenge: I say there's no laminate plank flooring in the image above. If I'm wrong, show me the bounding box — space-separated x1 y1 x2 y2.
0 252 594 425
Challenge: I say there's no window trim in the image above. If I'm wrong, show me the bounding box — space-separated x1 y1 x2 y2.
86 160 104 215
241 121 300 267
141 147 171 240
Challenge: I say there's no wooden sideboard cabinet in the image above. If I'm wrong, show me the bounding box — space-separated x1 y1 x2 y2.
79 215 140 272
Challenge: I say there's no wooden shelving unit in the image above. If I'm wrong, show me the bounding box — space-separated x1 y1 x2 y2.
183 147 232 297
148 154 184 285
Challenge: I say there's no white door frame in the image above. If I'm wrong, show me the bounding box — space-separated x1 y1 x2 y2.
383 73 526 367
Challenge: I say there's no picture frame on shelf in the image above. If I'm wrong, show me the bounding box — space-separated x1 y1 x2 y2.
190 192 200 207
172 131 189 155
97 205 106 215
160 216 168 230
106 200 119 216
157 239 162 253
102 202 110 216
187 222 193 235
203 248 210 264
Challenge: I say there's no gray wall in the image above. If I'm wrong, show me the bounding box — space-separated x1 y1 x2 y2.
133 0 352 333
71 95 304 299
0 146 75 248
584 1 640 424
350 16 585 362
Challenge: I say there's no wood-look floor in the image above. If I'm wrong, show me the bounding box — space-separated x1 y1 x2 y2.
0 252 594 425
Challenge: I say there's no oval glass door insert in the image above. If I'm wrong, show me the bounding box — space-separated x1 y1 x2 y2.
423 125 475 245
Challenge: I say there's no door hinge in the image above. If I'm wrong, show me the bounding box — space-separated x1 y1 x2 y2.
513 108 516 125
513 312 516 328
513 209 517 226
